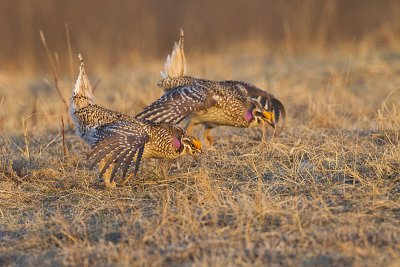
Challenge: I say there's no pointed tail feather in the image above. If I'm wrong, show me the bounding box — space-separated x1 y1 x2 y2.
72 54 94 105
160 29 186 79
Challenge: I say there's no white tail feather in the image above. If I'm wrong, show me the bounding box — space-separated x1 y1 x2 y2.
73 54 94 102
161 29 186 79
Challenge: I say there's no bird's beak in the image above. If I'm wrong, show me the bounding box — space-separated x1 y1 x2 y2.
262 110 275 128
192 138 203 155
192 139 202 150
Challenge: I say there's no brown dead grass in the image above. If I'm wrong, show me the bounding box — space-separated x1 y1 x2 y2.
0 44 400 266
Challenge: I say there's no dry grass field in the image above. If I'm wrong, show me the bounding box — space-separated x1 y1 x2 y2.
1 42 400 266
1 1 400 266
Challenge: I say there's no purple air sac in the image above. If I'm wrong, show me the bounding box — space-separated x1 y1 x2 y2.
244 110 253 122
173 136 182 150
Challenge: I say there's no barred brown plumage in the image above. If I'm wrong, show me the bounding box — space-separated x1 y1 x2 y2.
69 55 202 188
136 30 286 144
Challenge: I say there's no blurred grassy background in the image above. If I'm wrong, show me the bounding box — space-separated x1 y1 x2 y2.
1 0 400 73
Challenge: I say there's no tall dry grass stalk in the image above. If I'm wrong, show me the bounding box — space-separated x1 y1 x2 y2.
65 23 74 82
39 30 72 126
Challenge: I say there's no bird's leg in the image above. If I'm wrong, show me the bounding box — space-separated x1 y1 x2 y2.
262 124 267 143
98 157 116 189
203 126 214 146
120 173 133 186
161 159 172 178
175 158 181 170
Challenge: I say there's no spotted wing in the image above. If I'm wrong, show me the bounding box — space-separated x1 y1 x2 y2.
136 84 217 124
87 122 149 182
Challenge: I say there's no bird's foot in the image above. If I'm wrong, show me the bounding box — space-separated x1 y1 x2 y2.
120 174 134 186
104 179 116 189
203 127 214 146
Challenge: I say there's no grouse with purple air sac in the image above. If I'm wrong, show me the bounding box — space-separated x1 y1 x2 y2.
69 55 202 188
136 29 286 144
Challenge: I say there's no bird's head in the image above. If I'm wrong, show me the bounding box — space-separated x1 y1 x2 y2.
244 101 275 128
173 135 202 156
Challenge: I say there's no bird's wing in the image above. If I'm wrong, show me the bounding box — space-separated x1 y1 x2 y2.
87 122 149 182
136 84 217 124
